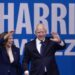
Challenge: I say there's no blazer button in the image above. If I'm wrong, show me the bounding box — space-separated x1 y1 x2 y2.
8 70 10 73
8 70 11 75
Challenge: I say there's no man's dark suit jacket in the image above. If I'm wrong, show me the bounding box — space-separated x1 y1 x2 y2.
22 37 66 75
0 38 22 75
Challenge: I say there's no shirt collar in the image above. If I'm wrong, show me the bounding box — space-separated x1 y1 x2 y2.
36 38 45 44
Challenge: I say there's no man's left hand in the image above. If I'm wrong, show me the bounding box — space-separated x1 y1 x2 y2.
50 32 61 43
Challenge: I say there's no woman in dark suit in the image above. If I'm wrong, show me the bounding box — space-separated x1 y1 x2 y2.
0 31 22 75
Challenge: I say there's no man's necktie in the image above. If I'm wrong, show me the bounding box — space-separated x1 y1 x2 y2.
40 41 46 56
40 41 47 72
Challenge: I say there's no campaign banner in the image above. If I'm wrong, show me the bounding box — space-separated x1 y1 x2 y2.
0 0 75 75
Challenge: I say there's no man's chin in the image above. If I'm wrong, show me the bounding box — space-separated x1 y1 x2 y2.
38 37 45 41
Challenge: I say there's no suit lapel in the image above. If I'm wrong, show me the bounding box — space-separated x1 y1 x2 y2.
45 39 54 54
44 38 55 55
2 47 10 64
12 47 15 61
43 39 49 55
12 46 18 63
32 38 51 56
32 38 55 56
2 46 16 64
32 39 41 56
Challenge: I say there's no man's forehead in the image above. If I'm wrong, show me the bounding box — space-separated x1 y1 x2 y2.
36 24 46 30
36 24 45 28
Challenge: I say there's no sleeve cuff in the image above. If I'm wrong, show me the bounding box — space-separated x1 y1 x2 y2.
24 70 29 74
59 41 65 46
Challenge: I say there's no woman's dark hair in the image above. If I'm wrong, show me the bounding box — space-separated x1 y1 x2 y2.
0 32 15 48
0 32 9 46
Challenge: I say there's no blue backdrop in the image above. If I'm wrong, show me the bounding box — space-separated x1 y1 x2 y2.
0 0 75 75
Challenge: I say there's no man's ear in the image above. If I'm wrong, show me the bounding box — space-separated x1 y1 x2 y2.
35 30 37 35
45 29 47 34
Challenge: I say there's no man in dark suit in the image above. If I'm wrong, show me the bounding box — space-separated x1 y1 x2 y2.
22 24 66 75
